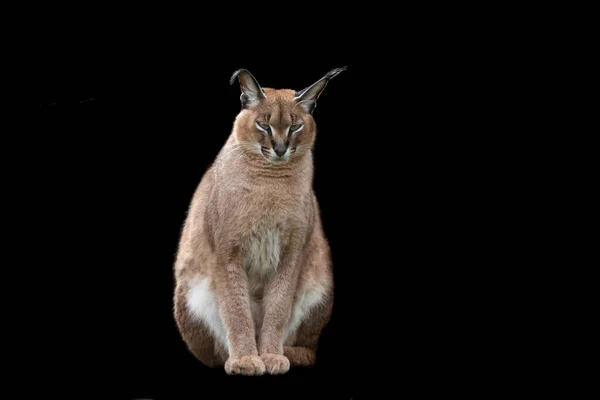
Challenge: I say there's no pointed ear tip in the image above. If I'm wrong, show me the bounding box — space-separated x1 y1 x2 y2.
229 69 247 85
326 66 348 79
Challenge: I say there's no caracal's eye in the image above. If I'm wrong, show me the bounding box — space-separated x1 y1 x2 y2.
257 122 271 133
289 124 302 134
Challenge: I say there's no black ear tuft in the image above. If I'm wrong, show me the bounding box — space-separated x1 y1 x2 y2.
324 66 348 80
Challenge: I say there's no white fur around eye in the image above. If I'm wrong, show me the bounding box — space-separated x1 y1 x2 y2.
256 122 269 134
288 124 304 136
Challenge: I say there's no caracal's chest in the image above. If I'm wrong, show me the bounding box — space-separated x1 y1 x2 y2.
221 179 306 278
243 212 288 279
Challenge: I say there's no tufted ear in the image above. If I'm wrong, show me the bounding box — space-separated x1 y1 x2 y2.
293 66 347 113
230 68 266 108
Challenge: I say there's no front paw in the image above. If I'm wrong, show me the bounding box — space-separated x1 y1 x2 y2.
225 355 266 376
260 353 290 375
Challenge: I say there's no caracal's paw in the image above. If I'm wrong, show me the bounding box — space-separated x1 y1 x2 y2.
225 355 266 376
260 353 290 375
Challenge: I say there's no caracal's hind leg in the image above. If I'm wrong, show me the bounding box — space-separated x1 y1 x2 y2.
174 278 228 367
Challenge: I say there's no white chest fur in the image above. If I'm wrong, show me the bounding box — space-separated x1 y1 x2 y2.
243 218 283 277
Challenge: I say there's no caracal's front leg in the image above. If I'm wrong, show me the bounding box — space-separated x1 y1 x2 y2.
258 234 303 375
214 253 265 376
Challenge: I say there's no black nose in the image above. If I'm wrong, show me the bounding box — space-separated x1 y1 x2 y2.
273 143 287 157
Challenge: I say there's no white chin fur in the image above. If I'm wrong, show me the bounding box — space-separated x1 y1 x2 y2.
269 155 290 163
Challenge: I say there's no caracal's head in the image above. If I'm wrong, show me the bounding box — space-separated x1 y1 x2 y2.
229 67 346 164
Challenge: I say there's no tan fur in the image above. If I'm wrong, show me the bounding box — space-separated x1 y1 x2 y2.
173 69 340 376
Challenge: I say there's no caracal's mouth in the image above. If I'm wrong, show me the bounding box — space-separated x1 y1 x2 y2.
261 147 296 164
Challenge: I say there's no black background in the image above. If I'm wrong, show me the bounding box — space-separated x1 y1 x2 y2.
38 39 509 397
